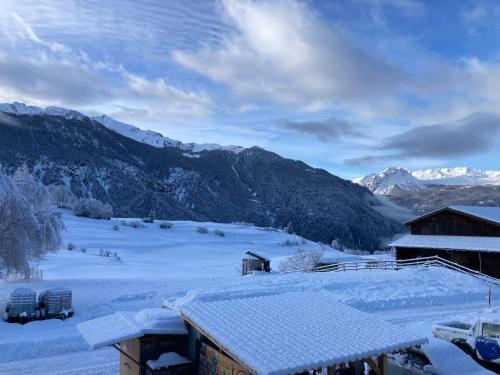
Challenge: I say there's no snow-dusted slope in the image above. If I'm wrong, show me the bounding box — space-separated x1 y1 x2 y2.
412 167 500 186
354 167 426 195
39 211 357 280
93 114 244 154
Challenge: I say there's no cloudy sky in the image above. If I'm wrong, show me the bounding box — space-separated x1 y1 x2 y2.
1 0 500 179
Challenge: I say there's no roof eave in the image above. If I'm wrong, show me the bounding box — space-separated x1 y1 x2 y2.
404 206 500 227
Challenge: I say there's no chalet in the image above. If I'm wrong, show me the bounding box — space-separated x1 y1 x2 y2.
77 291 427 375
390 205 500 278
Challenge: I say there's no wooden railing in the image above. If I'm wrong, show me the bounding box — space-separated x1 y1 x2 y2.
285 256 500 286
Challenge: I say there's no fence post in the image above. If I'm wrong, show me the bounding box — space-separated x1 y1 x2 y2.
489 286 492 309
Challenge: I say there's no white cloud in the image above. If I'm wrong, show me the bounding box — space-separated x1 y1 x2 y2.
0 13 214 122
173 0 406 110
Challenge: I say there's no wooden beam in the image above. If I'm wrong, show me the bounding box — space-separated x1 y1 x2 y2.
378 354 387 375
365 357 381 375
327 365 335 375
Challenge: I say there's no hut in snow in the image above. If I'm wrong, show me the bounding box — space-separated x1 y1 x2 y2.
241 251 271 275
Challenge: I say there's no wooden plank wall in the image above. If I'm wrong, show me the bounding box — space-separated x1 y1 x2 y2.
410 211 500 236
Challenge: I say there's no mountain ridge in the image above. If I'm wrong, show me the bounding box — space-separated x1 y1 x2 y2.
0 102 401 250
356 166 500 195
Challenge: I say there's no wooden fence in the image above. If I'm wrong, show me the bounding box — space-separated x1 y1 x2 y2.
284 255 500 286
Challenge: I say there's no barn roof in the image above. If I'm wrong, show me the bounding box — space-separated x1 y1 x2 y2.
389 234 500 253
179 291 427 375
77 308 187 349
245 250 270 261
405 205 500 226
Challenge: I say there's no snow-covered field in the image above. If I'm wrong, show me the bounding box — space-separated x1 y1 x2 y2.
0 212 498 374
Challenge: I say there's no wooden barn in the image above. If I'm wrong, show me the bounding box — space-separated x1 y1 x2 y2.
390 205 500 278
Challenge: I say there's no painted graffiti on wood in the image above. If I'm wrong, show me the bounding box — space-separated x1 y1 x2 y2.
198 342 251 375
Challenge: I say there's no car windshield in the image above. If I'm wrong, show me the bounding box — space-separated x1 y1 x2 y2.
482 323 500 338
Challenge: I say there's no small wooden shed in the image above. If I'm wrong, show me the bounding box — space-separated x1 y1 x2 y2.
241 251 271 276
77 308 191 375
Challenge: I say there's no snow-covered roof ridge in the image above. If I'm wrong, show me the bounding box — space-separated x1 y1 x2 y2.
93 114 245 154
77 308 187 349
448 205 500 225
388 234 500 253
179 291 427 375
405 205 500 226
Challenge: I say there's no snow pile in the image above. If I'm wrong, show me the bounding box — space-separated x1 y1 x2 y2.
77 308 187 349
134 308 187 334
146 352 190 370
423 338 495 375
179 291 427 375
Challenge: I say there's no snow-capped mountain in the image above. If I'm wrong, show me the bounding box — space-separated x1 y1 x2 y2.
0 102 244 154
356 166 500 214
411 167 500 186
0 102 401 249
93 115 244 154
0 102 86 120
353 167 426 195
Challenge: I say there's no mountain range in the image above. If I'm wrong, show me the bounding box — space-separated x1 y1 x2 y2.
355 167 500 194
355 167 500 214
0 102 401 250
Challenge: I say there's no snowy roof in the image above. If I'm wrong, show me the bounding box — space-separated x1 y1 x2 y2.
405 205 500 226
389 234 500 253
77 308 187 349
179 291 427 375
448 205 500 225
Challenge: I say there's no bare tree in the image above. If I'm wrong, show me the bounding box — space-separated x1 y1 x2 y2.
47 184 74 208
73 198 113 220
0 170 63 276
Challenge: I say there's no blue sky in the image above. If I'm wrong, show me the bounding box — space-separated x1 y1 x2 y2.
0 0 499 179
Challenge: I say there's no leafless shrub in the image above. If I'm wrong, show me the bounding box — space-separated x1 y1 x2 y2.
160 222 173 229
73 198 113 220
279 249 324 273
129 221 145 229
112 224 120 231
214 229 225 237
280 237 306 246
67 242 75 251
196 226 208 234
